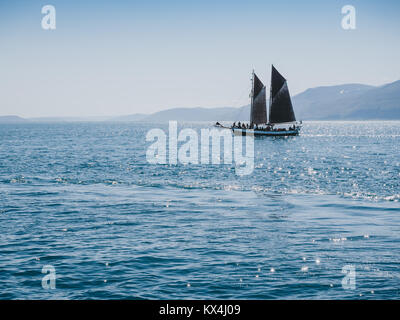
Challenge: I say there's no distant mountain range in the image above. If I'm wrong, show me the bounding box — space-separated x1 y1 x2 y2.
1 80 399 123
293 80 400 120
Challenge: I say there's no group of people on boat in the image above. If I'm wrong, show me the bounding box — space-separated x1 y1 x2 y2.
232 121 268 130
231 121 298 132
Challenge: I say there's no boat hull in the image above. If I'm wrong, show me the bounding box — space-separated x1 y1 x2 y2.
232 128 300 136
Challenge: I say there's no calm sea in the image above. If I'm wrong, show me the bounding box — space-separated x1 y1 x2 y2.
0 121 399 299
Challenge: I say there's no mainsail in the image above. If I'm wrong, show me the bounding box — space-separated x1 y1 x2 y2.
269 65 296 124
250 72 267 124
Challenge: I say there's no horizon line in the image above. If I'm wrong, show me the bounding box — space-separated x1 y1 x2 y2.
1 79 398 119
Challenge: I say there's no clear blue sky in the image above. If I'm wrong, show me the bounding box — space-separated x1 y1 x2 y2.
0 0 399 117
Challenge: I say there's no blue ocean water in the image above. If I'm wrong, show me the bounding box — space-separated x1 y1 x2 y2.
0 121 399 300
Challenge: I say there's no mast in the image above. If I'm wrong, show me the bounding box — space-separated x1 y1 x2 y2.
250 70 254 125
268 66 273 124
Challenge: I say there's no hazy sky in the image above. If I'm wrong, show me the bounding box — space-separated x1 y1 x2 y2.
1 0 399 117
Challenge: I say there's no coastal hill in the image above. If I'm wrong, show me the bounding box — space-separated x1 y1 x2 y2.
293 81 400 120
124 80 400 121
1 80 399 122
0 115 27 123
138 107 241 122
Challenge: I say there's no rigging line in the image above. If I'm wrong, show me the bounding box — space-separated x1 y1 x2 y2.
231 78 253 122
229 78 252 109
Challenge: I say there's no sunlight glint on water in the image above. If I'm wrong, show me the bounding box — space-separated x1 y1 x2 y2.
0 121 399 299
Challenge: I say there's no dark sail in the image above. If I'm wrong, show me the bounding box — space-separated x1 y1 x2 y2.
250 73 267 124
269 65 296 124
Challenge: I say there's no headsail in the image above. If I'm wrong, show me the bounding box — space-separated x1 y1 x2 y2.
250 72 267 124
269 65 296 124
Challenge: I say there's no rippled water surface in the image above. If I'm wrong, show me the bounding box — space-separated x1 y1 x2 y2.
0 121 399 299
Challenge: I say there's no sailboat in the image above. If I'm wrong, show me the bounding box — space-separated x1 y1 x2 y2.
217 65 301 136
